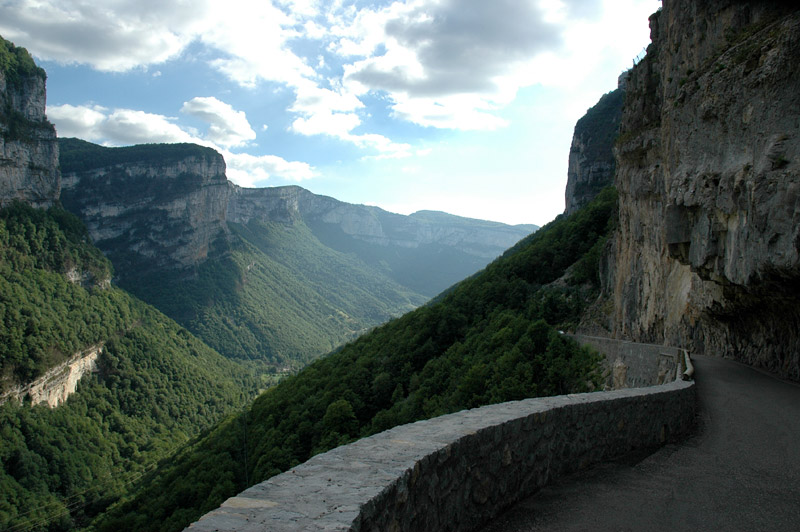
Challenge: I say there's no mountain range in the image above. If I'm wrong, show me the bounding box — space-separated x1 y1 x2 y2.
57 137 536 366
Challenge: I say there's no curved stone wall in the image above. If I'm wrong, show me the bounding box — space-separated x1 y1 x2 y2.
185 377 695 531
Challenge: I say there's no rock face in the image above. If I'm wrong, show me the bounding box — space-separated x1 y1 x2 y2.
0 345 101 407
229 184 537 296
607 1 800 379
0 38 59 208
564 85 624 215
60 140 230 276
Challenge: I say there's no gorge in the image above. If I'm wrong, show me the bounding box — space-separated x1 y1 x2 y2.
1 1 799 530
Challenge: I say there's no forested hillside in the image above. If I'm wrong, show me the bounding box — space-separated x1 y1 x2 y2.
0 204 257 531
93 187 617 532
109 216 427 369
58 140 427 368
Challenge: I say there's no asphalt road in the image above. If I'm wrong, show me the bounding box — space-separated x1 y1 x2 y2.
480 355 800 532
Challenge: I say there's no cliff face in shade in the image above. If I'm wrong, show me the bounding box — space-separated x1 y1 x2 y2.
607 1 800 379
564 85 624 215
59 139 230 277
0 39 59 208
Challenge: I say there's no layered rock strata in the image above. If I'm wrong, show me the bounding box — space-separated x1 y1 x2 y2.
60 144 230 275
608 1 800 378
0 345 102 407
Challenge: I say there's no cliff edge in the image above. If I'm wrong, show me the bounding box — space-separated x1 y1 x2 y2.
0 37 59 208
59 139 230 276
608 1 800 379
564 82 624 215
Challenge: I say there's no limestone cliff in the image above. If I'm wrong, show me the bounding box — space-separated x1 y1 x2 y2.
0 345 102 407
564 83 624 215
59 139 230 277
0 37 59 207
607 1 800 379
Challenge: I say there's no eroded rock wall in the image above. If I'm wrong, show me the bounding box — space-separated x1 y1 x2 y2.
61 149 230 276
609 1 800 378
0 345 102 407
0 46 59 208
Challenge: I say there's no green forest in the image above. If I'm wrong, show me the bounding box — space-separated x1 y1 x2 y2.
115 217 427 369
92 186 617 532
0 204 257 531
58 138 219 174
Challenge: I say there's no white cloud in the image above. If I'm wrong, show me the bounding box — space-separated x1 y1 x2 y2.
225 152 317 186
0 0 209 71
181 97 256 148
201 0 316 88
14 0 658 170
47 104 107 139
99 109 198 145
291 111 361 137
48 104 196 144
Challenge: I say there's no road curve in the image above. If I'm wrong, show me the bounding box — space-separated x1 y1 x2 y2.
480 355 800 532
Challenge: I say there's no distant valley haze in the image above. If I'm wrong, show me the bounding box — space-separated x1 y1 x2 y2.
0 0 658 226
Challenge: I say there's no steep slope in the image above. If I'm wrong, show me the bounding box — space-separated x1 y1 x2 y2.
0 203 256 532
58 138 229 275
0 36 59 207
0 39 256 531
143 216 426 367
606 1 800 378
92 188 616 532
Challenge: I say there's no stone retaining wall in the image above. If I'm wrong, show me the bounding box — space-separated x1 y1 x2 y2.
571 334 683 388
185 378 695 531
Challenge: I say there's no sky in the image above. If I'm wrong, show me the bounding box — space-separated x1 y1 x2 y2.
1 0 659 226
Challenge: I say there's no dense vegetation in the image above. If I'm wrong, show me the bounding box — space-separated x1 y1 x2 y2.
0 203 115 384
119 218 426 368
94 187 617 532
0 36 45 86
573 88 623 163
58 138 218 174
0 205 257 531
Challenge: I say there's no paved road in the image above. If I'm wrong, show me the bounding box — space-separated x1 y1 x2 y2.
480 355 800 532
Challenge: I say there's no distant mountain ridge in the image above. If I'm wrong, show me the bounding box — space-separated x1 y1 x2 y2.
228 184 537 297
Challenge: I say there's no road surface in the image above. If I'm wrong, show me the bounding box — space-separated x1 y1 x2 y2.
480 355 800 531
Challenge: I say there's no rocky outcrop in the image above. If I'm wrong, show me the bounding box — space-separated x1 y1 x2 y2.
564 83 624 215
0 345 102 407
0 38 59 208
607 1 800 379
60 141 230 276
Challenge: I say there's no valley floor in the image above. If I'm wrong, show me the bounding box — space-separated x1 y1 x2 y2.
482 355 800 531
